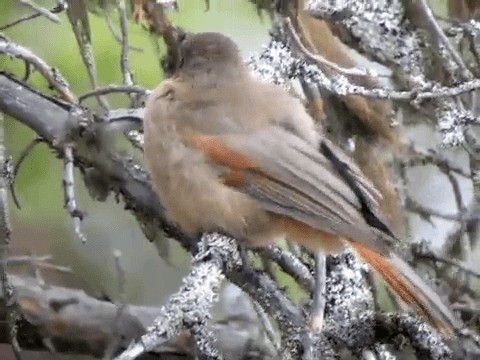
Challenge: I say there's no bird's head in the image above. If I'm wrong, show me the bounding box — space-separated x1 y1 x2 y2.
177 32 245 80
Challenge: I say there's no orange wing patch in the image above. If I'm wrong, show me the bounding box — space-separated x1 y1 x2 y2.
187 134 258 188
187 135 257 170
223 169 247 187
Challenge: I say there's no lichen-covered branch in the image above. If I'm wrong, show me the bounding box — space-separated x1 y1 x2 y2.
4 0 480 357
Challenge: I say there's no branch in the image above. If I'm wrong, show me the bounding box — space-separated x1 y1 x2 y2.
1 14 462 355
62 145 87 243
19 0 62 24
0 38 76 103
66 1 109 109
115 233 235 360
305 0 479 146
79 85 148 103
0 1 65 31
0 72 311 357
0 103 20 359
0 273 272 359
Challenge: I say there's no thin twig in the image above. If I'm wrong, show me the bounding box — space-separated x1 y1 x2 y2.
115 0 143 152
415 247 480 278
1 254 70 273
447 170 473 285
1 157 19 211
452 304 480 314
113 249 126 303
63 145 87 243
403 143 470 177
104 249 128 359
284 17 480 104
0 12 41 31
1 254 50 265
19 0 61 24
115 0 134 89
79 85 147 103
0 1 65 31
0 39 76 103
102 4 143 52
262 247 314 291
412 0 473 80
309 252 326 332
251 300 280 354
404 195 461 222
284 18 388 78
10 136 43 209
364 271 381 311
67 4 109 110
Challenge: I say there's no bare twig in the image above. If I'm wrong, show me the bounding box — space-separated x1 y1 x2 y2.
19 0 61 24
251 300 280 354
284 17 387 78
310 252 326 332
63 145 86 243
115 0 134 89
113 249 126 303
104 249 128 359
102 3 143 52
3 253 71 278
9 136 43 209
282 20 480 104
405 0 473 80
79 85 147 103
0 1 65 31
0 12 41 31
403 142 470 177
1 254 51 265
114 0 144 152
404 195 460 222
414 246 480 278
0 39 76 103
261 246 314 291
67 2 109 110
452 304 480 314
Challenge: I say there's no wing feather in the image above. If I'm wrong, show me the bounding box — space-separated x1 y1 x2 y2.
188 127 397 253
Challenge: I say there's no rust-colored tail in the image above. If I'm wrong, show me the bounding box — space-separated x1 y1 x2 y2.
347 240 459 337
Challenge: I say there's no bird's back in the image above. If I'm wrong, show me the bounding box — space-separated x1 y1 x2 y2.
152 75 319 144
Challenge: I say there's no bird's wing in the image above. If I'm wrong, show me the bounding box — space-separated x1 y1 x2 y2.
187 126 397 254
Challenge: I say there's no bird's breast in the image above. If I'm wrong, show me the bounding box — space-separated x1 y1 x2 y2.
143 119 274 239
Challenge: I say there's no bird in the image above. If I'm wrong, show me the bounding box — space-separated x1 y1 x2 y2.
143 31 459 337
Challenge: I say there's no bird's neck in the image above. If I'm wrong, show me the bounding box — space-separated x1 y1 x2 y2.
178 65 248 88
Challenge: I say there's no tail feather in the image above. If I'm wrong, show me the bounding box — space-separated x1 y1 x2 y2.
347 240 459 337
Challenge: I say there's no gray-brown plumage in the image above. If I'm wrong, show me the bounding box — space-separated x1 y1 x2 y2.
143 32 459 336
